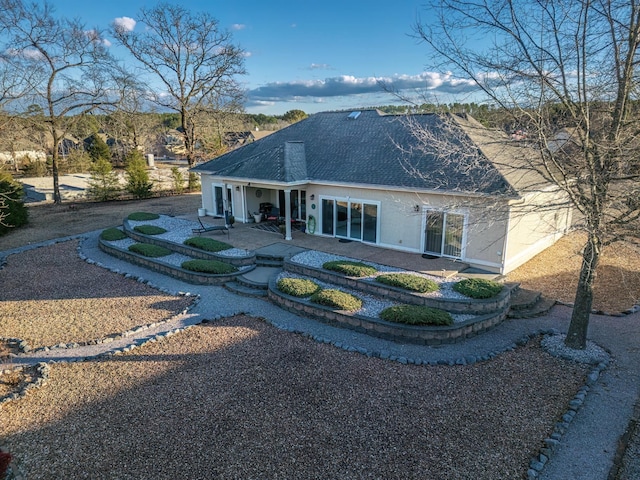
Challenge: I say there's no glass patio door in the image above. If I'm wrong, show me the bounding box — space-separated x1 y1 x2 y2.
424 211 464 258
321 198 378 243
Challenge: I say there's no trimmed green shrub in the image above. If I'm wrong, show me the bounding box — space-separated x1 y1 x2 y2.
181 259 238 274
184 237 232 252
133 225 167 235
277 278 320 297
453 278 503 299
128 243 171 257
310 289 363 311
322 260 378 277
0 171 28 236
100 228 127 241
379 305 454 326
127 212 160 221
376 273 439 293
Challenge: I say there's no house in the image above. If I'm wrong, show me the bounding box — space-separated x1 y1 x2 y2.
192 110 572 274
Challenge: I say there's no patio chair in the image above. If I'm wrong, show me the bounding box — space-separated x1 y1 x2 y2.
265 207 280 224
192 217 229 237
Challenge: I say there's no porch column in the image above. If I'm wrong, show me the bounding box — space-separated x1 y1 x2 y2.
284 189 292 240
223 183 230 227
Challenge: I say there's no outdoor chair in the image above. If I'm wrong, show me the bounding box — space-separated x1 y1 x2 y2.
266 207 280 224
192 217 229 237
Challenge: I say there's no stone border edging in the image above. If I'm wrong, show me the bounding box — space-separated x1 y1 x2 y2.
526 347 609 479
0 362 49 408
284 259 514 315
268 277 507 345
122 219 255 267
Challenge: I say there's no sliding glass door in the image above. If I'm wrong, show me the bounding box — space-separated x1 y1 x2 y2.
321 197 378 243
424 211 465 258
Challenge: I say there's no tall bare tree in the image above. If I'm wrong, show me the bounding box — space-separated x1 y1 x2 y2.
0 0 117 203
112 3 246 170
414 0 640 349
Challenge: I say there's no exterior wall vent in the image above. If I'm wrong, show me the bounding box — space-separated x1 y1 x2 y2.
347 111 361 120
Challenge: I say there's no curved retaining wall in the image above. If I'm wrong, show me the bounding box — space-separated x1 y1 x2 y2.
283 259 514 315
123 220 255 267
268 277 507 345
99 239 252 285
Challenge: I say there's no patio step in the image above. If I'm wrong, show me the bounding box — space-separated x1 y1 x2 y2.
508 288 556 318
256 254 284 268
223 266 282 298
224 281 268 298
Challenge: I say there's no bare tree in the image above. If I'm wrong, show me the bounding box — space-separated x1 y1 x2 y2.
0 0 118 203
414 0 640 349
112 3 246 170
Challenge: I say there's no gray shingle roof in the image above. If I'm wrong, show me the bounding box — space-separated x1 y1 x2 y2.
192 110 522 196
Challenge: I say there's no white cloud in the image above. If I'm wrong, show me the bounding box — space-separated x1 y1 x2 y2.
113 17 136 33
5 48 44 60
309 63 332 70
247 72 478 104
231 24 246 31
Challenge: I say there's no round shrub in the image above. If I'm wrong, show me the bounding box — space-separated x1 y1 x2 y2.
453 278 503 299
133 225 167 235
376 273 439 293
100 228 127 241
379 305 453 326
128 243 171 257
184 237 232 252
310 289 363 311
322 260 377 277
181 259 238 274
277 278 320 297
127 212 159 221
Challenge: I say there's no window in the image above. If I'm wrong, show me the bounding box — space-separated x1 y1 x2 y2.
424 211 465 258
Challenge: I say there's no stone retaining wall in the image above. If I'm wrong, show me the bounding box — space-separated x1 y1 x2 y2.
268 277 507 345
99 239 250 285
284 259 514 315
123 220 255 267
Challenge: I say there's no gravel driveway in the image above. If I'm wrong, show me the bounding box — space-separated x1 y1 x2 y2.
0 236 594 479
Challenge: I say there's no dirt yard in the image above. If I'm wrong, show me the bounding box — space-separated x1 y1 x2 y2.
1 193 638 313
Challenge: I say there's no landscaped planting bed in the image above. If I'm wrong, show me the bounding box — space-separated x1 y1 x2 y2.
380 305 454 326
453 278 504 299
287 252 513 315
127 212 160 221
184 237 233 253
322 260 378 277
376 273 439 293
128 243 171 258
181 259 238 274
99 228 127 241
133 225 167 235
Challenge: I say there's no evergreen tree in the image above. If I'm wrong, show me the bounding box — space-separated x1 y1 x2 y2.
86 133 111 162
125 150 153 199
0 171 28 236
87 157 121 201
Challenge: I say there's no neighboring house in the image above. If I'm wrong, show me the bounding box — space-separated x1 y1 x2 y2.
192 110 572 274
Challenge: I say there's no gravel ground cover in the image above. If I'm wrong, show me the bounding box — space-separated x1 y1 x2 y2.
0 315 590 480
507 233 640 313
0 240 194 349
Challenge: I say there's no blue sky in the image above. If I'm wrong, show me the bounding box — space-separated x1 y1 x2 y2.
53 0 478 115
